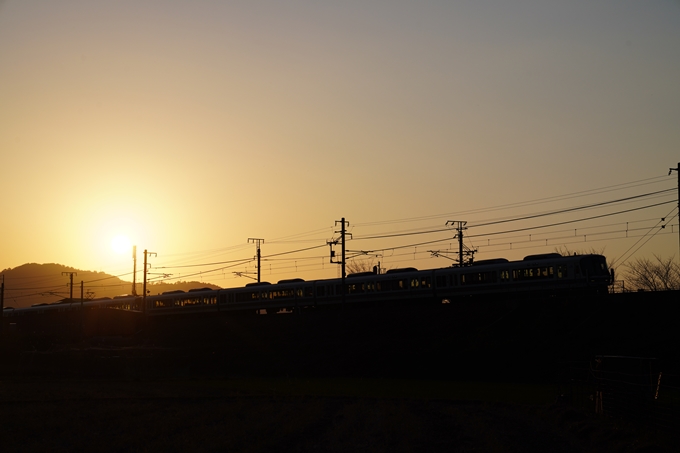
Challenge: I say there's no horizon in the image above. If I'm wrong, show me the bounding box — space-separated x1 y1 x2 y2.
1 1 678 291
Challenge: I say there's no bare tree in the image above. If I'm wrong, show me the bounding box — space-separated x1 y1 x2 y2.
624 255 680 291
553 245 606 257
346 258 378 275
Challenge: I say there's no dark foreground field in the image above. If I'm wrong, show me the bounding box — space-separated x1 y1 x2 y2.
2 292 678 451
0 378 675 453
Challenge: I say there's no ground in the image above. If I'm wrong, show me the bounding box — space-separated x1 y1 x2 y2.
0 378 675 453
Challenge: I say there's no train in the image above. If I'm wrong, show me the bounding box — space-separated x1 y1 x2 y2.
2 253 611 323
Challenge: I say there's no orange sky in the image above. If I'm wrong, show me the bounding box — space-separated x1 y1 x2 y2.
1 1 679 289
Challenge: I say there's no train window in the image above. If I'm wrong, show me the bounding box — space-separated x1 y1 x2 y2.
272 289 295 299
316 286 326 297
461 271 497 285
410 278 420 289
500 270 510 281
421 277 431 288
235 292 256 303
579 256 609 276
513 267 554 280
436 275 447 287
155 300 173 308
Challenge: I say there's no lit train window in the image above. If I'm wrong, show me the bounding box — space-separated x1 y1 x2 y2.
513 267 554 280
461 271 497 285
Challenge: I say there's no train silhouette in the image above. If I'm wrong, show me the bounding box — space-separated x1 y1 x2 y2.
3 253 611 321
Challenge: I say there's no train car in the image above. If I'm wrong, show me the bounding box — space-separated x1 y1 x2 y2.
4 253 611 322
145 289 218 315
431 253 610 302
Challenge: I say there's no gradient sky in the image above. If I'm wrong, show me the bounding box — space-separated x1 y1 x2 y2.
1 1 679 289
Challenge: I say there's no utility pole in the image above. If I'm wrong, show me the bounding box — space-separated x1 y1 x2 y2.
328 218 350 306
446 221 468 267
248 238 265 283
131 245 138 296
80 280 84 337
669 163 680 261
1 274 4 337
142 249 156 313
62 271 77 300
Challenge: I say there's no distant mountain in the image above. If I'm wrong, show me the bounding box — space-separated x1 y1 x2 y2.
1 263 221 309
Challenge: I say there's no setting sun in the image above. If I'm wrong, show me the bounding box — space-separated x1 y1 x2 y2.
111 235 132 255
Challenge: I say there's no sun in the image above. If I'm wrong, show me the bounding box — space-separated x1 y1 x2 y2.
111 234 132 255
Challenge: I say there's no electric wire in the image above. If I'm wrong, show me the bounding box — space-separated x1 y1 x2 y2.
4 175 677 302
353 174 672 228
613 208 678 268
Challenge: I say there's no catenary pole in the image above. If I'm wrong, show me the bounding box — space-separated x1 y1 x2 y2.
62 272 77 300
669 163 680 261
132 245 138 296
0 275 4 337
248 238 265 283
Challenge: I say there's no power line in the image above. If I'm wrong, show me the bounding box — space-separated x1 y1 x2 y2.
467 200 676 241
350 189 675 241
469 189 675 229
353 174 673 228
613 209 678 267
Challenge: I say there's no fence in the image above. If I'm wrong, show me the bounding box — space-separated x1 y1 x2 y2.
558 356 680 431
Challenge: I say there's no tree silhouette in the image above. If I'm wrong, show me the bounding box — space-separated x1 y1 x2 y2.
624 255 680 291
346 258 379 275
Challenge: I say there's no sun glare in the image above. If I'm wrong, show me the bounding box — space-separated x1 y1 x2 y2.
111 234 132 255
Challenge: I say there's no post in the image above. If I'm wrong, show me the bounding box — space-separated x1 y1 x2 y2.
132 245 138 296
459 224 464 267
341 218 346 279
143 250 148 313
62 272 77 300
142 249 157 313
446 221 468 266
0 275 4 337
248 238 265 283
80 280 84 337
669 163 680 261
328 218 350 307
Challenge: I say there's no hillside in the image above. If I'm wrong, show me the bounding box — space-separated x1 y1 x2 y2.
0 263 221 309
